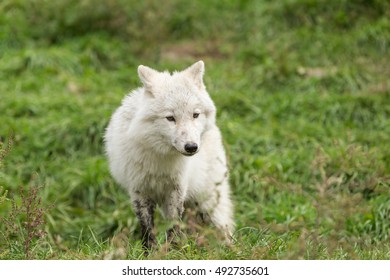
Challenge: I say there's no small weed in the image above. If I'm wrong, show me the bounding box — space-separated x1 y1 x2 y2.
1 142 49 260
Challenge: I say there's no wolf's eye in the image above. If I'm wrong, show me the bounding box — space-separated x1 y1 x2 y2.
166 116 175 122
193 113 200 119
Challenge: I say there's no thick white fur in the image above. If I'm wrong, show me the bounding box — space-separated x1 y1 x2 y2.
104 61 234 238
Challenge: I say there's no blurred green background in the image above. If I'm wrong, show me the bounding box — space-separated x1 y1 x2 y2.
0 0 389 259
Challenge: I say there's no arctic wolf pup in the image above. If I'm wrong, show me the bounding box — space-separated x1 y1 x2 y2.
104 61 234 249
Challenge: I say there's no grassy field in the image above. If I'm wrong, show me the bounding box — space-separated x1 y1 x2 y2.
0 0 389 259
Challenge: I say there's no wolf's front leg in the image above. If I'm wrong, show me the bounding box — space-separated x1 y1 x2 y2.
162 190 185 243
132 197 157 250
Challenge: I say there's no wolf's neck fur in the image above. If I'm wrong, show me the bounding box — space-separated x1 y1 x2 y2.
131 141 188 176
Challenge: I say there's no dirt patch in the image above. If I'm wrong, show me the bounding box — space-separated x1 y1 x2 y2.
297 66 338 78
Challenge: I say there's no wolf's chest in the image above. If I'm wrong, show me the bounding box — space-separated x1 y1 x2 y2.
135 172 182 202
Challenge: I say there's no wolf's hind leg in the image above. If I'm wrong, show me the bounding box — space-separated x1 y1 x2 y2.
209 203 235 242
206 182 235 241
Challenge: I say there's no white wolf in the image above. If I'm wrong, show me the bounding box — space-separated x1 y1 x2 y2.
104 61 234 249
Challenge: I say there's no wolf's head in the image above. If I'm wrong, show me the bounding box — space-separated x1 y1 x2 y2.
136 61 216 156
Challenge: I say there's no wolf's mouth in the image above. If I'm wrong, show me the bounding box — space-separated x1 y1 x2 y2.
175 148 198 157
181 151 197 156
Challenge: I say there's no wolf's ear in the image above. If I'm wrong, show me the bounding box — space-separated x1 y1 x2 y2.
138 65 158 88
184 60 205 89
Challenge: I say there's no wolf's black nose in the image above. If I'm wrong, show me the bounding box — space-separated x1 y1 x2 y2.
184 143 198 153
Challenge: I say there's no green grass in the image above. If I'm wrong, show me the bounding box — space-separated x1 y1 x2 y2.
0 0 389 259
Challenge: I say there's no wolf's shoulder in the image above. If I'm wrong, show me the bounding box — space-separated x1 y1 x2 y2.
121 87 144 108
113 87 144 120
